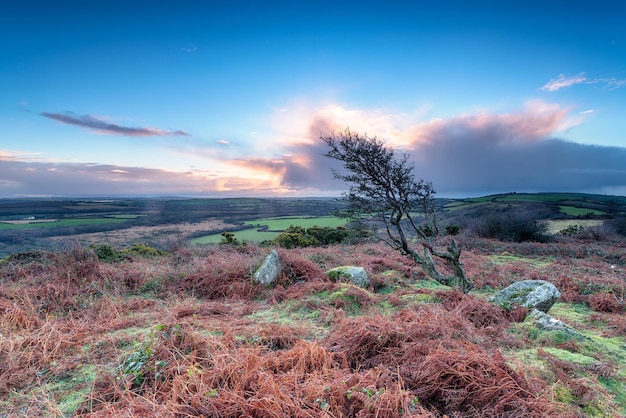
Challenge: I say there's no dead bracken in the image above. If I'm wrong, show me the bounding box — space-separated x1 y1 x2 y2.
0 238 624 417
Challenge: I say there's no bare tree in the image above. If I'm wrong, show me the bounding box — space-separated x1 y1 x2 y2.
322 129 473 293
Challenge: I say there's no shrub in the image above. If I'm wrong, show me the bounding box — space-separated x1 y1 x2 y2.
271 225 361 248
220 231 246 246
445 224 460 235
607 216 626 237
560 224 583 236
473 211 549 242
91 244 123 262
123 243 167 257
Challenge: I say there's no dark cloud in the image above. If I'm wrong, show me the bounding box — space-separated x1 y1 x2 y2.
41 112 190 137
409 131 626 196
260 110 626 197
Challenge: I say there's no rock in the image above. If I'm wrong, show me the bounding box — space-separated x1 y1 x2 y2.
526 309 586 339
325 266 370 288
253 250 282 286
489 279 561 313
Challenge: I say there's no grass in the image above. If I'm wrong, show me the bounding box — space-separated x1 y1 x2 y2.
488 252 552 268
0 218 128 230
559 205 606 216
1 236 625 417
190 216 346 244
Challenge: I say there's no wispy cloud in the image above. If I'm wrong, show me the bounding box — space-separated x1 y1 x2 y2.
41 112 190 137
541 73 587 92
542 72 626 92
181 45 198 53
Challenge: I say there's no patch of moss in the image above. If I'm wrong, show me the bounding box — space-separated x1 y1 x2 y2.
375 300 397 316
380 269 407 281
412 279 449 291
39 364 97 416
552 382 575 404
399 292 439 305
550 302 594 327
598 376 626 416
542 347 597 366
246 300 327 338
489 253 552 268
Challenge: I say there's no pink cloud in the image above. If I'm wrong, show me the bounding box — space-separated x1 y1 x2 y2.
404 101 571 148
226 101 625 196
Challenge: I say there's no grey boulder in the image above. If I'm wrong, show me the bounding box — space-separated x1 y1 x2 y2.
489 279 561 313
253 250 282 286
325 266 370 288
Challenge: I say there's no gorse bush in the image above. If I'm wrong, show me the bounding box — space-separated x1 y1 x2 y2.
92 243 167 262
268 225 366 249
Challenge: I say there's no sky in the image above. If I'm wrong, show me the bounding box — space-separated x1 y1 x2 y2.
1 0 626 198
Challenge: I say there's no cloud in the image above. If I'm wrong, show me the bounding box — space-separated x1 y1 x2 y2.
541 73 587 91
542 72 626 92
0 154 289 197
40 112 190 137
7 102 625 198
230 101 626 197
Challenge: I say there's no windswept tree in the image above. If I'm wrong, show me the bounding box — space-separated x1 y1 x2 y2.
322 129 473 293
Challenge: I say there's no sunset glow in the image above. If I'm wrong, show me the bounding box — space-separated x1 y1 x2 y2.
2 1 625 197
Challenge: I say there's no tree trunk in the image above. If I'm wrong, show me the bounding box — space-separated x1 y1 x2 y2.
408 240 473 294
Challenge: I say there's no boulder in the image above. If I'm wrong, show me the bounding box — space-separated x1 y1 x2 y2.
526 309 585 340
325 266 370 288
253 250 282 286
489 279 561 313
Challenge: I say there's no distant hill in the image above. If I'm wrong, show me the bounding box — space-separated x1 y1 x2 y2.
445 192 626 218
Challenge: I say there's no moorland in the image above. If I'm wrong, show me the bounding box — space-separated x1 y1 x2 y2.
1 192 625 417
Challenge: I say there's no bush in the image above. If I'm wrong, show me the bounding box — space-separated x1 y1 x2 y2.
92 244 123 262
473 211 549 242
607 216 626 237
271 225 361 248
445 224 460 235
123 243 167 257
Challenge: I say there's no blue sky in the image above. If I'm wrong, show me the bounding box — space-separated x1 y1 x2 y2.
1 0 625 197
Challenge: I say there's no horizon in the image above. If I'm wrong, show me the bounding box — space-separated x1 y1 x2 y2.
1 191 624 202
2 1 626 198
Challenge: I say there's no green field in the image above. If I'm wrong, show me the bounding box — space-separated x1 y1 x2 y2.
190 216 347 244
0 218 128 230
558 205 606 217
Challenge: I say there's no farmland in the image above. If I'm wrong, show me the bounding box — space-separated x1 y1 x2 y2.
0 198 347 258
0 217 128 230
190 216 347 244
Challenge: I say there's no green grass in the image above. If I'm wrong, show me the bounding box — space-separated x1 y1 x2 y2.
190 216 346 244
0 218 128 230
559 205 606 216
489 253 552 268
496 193 573 203
244 216 346 230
